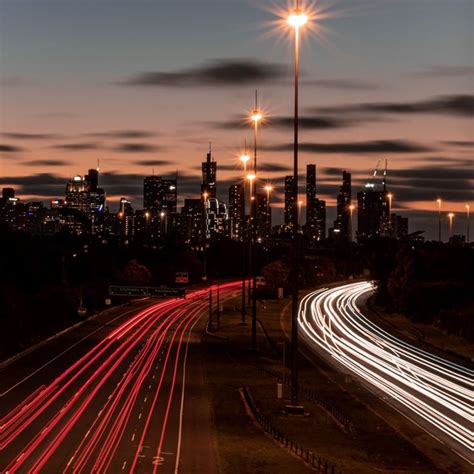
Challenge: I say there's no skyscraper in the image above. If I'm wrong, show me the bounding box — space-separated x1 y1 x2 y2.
143 176 177 214
333 170 351 241
255 192 271 241
284 175 295 227
181 198 203 244
201 143 217 199
305 165 326 241
306 164 316 222
357 186 388 241
228 184 245 240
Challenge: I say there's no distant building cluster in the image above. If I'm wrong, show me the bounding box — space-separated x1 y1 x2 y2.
0 148 413 245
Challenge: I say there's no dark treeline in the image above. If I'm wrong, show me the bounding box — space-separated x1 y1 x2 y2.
0 224 360 358
373 241 474 342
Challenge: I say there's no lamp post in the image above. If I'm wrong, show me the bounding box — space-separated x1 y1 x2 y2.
448 212 455 241
240 148 251 324
349 204 355 242
387 193 393 237
436 198 442 242
249 91 263 351
265 184 273 239
202 191 209 281
287 1 308 410
466 204 470 243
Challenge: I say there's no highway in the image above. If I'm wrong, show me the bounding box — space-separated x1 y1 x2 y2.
298 281 473 463
0 281 239 473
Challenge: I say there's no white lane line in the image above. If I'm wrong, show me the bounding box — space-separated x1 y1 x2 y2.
174 313 203 474
0 305 143 397
122 461 127 470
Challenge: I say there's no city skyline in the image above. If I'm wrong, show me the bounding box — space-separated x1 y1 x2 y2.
0 0 472 240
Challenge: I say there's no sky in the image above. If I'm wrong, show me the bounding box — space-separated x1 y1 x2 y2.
0 0 472 240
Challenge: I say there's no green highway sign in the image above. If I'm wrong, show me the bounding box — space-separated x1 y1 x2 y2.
148 288 186 297
109 286 185 297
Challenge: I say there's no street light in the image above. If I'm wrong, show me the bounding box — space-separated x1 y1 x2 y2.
248 91 263 352
466 204 470 243
349 204 355 242
240 144 251 325
298 200 303 226
436 198 442 242
287 0 308 411
387 193 393 238
264 184 273 240
448 212 455 240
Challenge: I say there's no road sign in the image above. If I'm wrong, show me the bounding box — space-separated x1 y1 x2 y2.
148 288 185 297
109 286 185 297
109 286 148 296
175 271 189 284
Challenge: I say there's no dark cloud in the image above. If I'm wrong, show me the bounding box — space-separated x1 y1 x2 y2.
119 59 287 87
211 114 351 131
272 116 349 130
214 162 291 173
2 132 62 140
413 65 474 78
113 143 161 153
302 78 377 91
443 141 474 148
265 140 430 154
87 130 155 139
135 159 174 166
316 94 473 118
21 159 68 167
53 143 99 151
0 144 24 152
0 173 65 197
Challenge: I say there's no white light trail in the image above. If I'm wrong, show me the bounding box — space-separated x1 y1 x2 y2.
298 282 473 456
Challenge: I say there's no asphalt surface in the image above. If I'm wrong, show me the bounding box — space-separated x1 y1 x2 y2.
0 282 238 473
298 281 473 466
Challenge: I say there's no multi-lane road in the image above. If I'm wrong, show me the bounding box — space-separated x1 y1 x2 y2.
298 281 473 464
0 282 239 473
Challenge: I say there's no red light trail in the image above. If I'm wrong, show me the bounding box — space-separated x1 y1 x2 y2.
0 282 240 473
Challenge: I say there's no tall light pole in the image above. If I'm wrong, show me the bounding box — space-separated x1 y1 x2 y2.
349 204 355 242
448 212 455 241
202 191 209 281
265 184 273 240
287 1 308 410
387 192 393 237
466 204 470 243
249 92 263 351
437 198 442 242
240 147 251 324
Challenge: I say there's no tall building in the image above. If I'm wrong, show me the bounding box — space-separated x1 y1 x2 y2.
305 165 326 241
201 143 217 199
228 184 245 240
143 176 177 214
357 186 388 241
118 197 135 238
332 170 351 241
255 192 271 241
284 175 295 227
306 164 317 221
181 198 203 244
204 197 228 241
143 176 161 210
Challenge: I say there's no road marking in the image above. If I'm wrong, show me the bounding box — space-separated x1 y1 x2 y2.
138 412 142 420
174 313 203 474
131 433 136 442
122 461 127 470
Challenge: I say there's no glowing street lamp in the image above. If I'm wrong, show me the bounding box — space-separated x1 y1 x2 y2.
247 91 264 352
287 0 309 409
436 198 442 242
298 200 303 225
466 204 470 243
264 184 273 204
448 212 455 240
349 204 355 242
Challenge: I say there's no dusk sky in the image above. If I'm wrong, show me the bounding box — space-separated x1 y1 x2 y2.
0 0 472 239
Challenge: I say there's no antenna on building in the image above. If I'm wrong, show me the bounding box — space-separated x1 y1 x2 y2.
96 159 100 172
152 167 155 176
